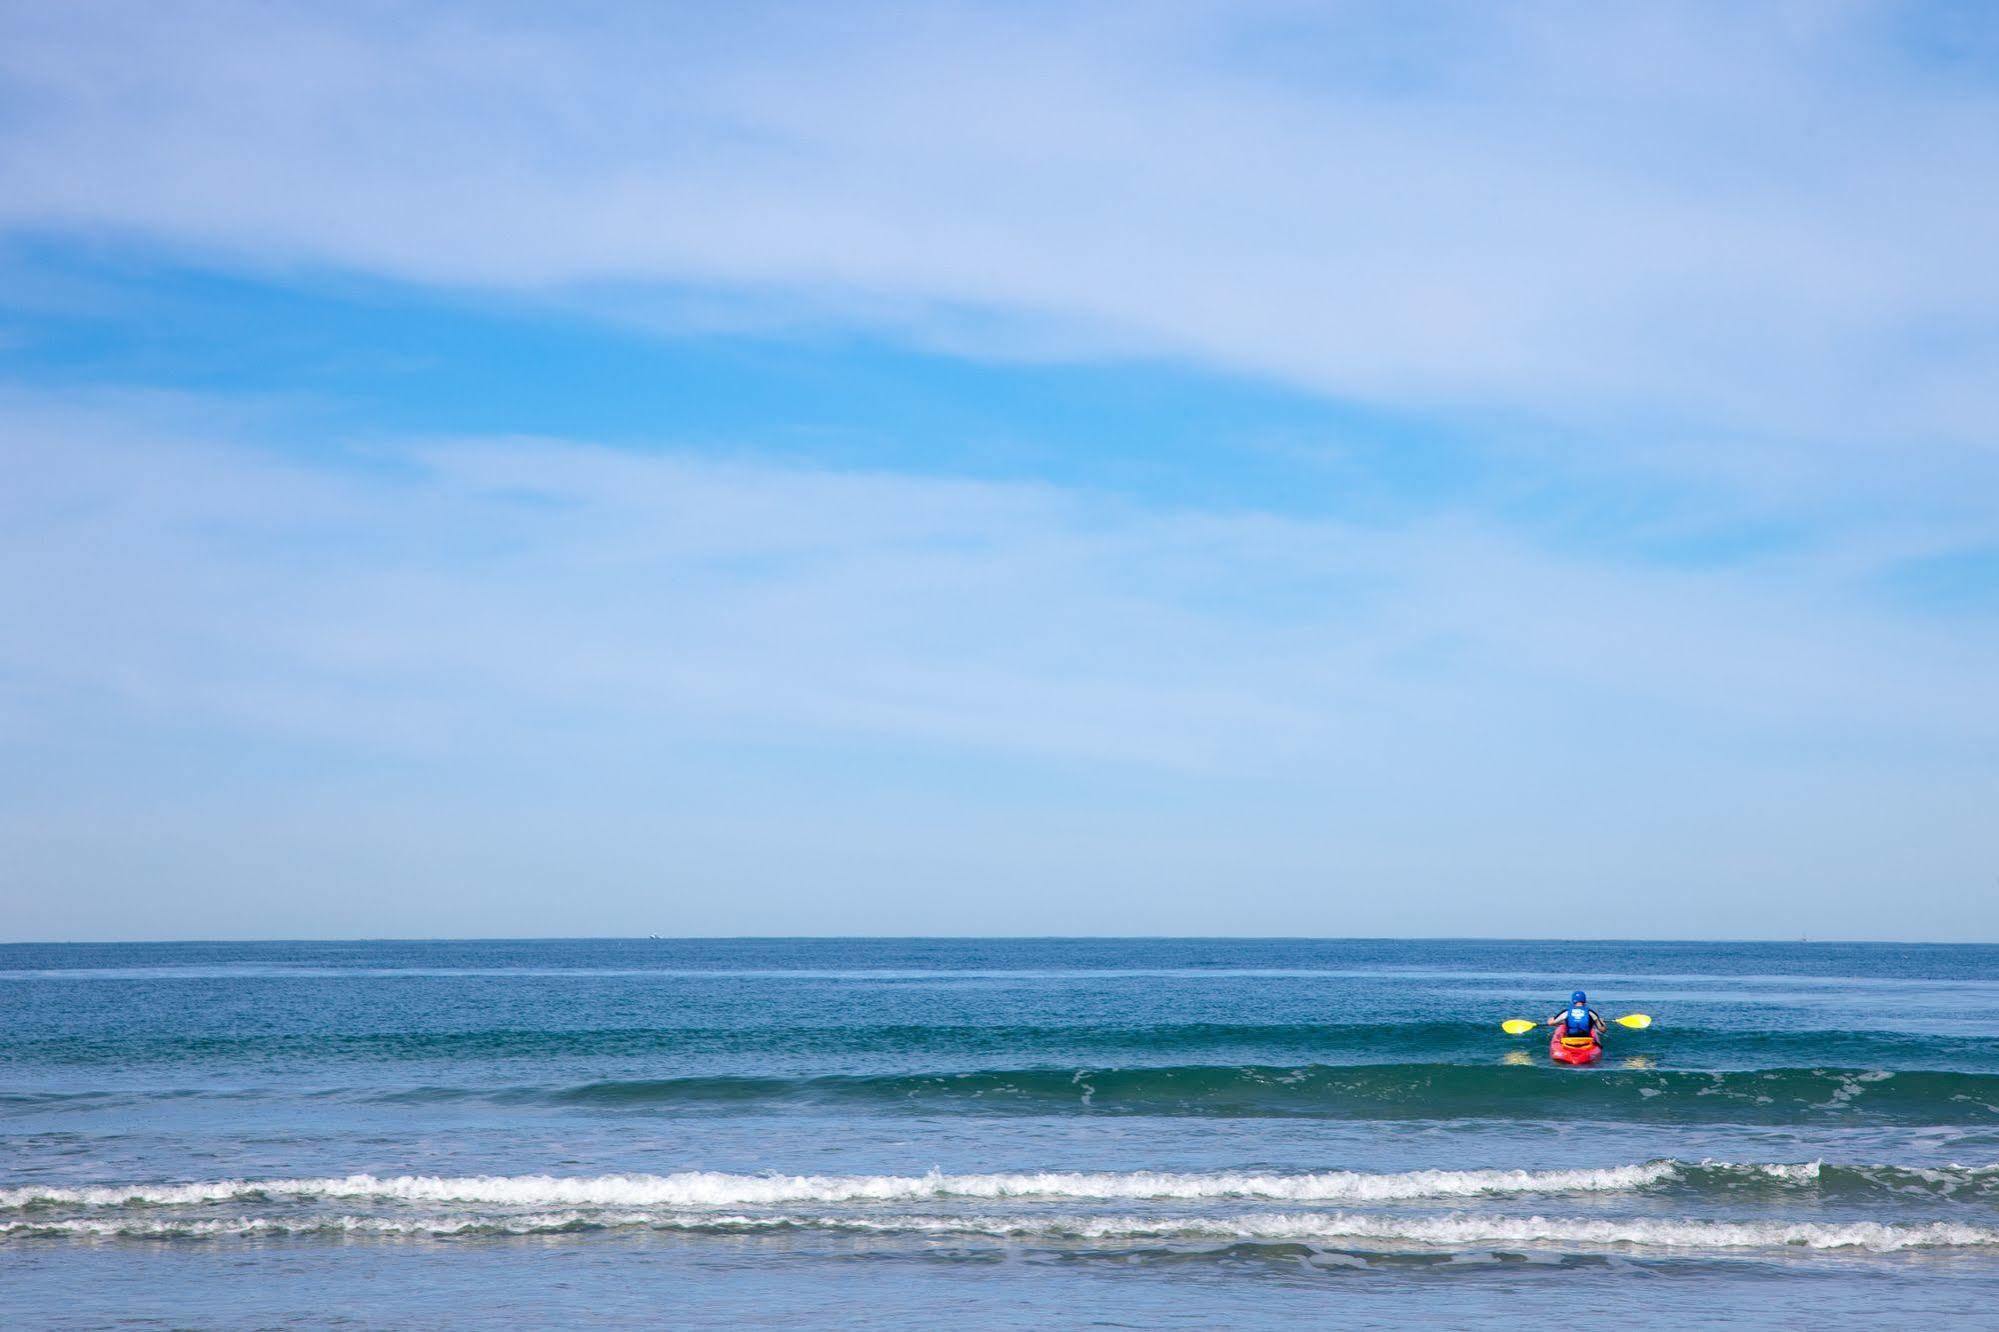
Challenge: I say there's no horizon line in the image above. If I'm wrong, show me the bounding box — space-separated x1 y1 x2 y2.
1 933 1986 948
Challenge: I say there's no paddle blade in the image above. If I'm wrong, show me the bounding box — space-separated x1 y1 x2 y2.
1501 1019 1540 1035
1615 1013 1653 1029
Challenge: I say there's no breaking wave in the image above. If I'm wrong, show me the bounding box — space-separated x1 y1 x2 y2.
0 1162 1684 1211
10 1159 1999 1214
7 1208 1998 1253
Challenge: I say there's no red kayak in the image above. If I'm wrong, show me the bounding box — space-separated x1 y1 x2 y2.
1550 1030 1603 1065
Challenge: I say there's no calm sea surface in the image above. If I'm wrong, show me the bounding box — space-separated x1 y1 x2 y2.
5 938 1999 1328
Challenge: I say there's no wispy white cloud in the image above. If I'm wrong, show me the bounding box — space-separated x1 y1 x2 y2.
3 392 1991 769
4 1 1997 460
3 392 1994 936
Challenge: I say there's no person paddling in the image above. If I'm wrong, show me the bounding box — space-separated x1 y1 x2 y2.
1549 990 1606 1043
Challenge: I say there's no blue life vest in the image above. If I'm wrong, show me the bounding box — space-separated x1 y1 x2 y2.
1563 1005 1593 1036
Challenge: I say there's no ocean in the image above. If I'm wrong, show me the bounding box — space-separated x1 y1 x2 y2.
4 938 1998 1328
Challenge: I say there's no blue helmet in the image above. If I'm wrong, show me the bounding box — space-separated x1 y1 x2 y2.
1571 990 1588 1005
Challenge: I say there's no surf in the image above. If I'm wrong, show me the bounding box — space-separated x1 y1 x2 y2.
15 1159 1999 1213
9 1208 1999 1254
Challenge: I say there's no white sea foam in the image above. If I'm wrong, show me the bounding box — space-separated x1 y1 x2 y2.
6 1209 1998 1252
0 1163 1687 1210
781 1211 1999 1252
913 1211 1999 1251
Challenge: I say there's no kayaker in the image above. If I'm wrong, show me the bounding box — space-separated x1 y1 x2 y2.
1549 990 1606 1042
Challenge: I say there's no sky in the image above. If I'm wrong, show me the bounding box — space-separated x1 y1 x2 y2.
1 0 1996 941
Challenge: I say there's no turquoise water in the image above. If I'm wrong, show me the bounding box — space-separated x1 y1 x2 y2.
5 938 1999 1327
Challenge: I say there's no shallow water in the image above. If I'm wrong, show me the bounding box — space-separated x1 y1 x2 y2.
5 938 1998 1327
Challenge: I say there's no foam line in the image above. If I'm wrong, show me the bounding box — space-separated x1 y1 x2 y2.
0 1163 1688 1210
7 1209 1998 1252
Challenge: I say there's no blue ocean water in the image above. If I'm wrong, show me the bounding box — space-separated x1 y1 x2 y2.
5 938 1999 1328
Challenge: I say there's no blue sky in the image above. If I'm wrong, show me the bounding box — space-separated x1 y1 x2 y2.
2 1 1996 940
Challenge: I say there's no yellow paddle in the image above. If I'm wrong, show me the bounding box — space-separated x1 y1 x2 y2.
1501 1014 1652 1035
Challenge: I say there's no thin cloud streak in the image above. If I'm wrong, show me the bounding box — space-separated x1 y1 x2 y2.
3 395 1992 771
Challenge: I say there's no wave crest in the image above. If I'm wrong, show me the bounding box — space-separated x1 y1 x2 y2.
14 1159 1998 1213
534 1063 1999 1124
0 1162 1686 1211
7 1208 1997 1253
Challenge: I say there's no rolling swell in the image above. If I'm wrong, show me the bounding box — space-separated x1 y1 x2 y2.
21 1063 1999 1124
527 1063 1999 1123
8 1023 1999 1072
